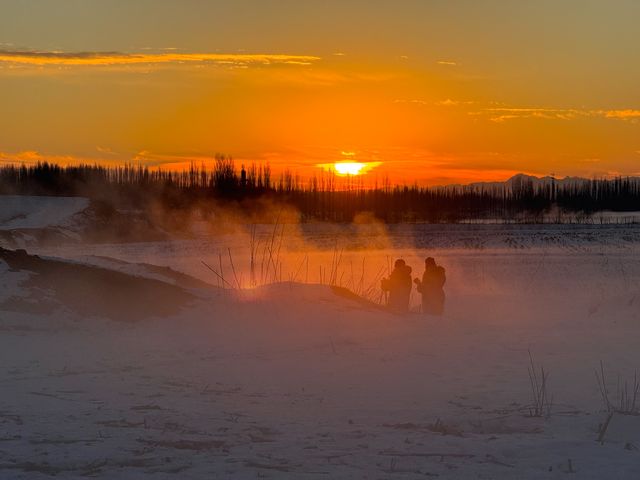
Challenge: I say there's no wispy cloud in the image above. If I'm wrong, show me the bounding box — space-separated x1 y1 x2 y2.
96 146 117 155
394 100 640 124
132 150 214 167
0 150 90 165
604 109 640 119
482 107 640 123
394 98 476 107
437 60 458 66
436 99 476 106
580 158 601 163
393 99 429 105
486 107 585 122
0 149 218 169
0 49 321 67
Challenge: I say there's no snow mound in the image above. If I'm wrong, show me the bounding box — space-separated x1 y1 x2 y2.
0 195 89 230
0 248 197 322
231 282 389 319
59 254 215 289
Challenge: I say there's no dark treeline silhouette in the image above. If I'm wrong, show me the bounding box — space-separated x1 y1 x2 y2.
1 156 640 223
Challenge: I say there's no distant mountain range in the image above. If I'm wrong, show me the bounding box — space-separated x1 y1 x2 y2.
438 173 640 191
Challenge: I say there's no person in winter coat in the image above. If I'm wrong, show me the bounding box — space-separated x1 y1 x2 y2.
414 257 446 315
381 259 413 313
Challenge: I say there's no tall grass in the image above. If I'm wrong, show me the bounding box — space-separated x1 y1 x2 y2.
595 361 639 415
202 223 389 305
527 350 552 418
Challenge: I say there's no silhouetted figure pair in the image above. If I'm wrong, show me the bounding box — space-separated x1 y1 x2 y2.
381 257 446 315
414 257 446 315
381 259 413 313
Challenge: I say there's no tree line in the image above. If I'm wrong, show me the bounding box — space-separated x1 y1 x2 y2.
1 156 639 223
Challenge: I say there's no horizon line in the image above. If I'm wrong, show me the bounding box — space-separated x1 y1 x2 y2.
1 160 639 191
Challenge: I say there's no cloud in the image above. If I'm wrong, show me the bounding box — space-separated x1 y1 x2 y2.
0 49 321 68
394 101 640 124
393 99 429 105
437 60 458 66
485 107 585 122
604 109 640 119
437 99 461 106
481 107 640 123
436 99 476 106
132 150 214 168
0 150 88 165
394 98 477 107
96 146 117 155
0 149 217 170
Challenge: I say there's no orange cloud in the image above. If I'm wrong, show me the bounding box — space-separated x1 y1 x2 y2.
0 149 218 171
485 107 585 122
132 150 215 168
0 50 321 67
479 106 640 122
604 109 640 119
0 150 89 165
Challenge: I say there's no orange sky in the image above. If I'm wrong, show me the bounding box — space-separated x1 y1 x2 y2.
1 1 639 185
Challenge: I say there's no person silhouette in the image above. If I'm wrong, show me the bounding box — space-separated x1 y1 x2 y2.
414 257 446 315
381 259 412 313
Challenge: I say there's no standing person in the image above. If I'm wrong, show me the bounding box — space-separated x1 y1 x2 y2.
381 259 413 313
414 257 446 315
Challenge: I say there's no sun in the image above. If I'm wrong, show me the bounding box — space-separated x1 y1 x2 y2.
334 162 366 175
316 160 382 176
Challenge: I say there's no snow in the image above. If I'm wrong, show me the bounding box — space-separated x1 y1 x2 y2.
0 195 89 230
1 224 640 478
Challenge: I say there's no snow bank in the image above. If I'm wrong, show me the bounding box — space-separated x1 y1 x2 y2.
0 248 199 322
0 195 89 230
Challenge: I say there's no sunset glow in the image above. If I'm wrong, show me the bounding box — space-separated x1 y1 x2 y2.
1 2 639 185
